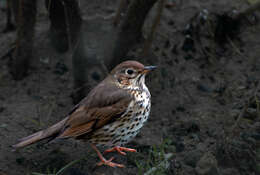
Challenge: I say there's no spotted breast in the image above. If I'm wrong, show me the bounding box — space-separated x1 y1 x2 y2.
89 83 151 147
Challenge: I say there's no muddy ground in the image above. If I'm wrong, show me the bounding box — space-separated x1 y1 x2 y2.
0 0 260 175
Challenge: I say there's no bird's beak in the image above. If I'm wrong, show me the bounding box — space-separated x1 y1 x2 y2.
142 66 157 74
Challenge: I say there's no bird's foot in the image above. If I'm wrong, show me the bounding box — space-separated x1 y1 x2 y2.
91 144 125 168
97 156 125 168
104 146 137 156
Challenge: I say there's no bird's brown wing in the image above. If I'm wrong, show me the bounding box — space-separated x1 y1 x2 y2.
58 80 132 138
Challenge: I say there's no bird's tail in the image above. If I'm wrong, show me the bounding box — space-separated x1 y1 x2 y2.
12 117 68 149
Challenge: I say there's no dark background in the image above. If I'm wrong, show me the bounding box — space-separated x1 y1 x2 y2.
0 0 259 174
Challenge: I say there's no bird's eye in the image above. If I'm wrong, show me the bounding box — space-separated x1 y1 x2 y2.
126 69 134 75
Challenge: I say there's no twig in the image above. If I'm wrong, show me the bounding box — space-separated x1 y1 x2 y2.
113 0 129 26
144 153 173 175
142 0 165 57
32 157 85 175
228 80 260 137
229 104 248 137
235 1 260 20
227 37 246 59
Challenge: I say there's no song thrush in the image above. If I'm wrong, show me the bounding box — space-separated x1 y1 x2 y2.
13 60 156 168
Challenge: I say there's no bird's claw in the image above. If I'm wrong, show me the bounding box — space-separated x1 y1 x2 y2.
104 146 137 156
97 157 125 168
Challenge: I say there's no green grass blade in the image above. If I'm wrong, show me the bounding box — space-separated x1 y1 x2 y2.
55 158 83 175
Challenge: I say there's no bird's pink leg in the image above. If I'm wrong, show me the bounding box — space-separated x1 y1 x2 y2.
90 144 125 168
104 146 137 155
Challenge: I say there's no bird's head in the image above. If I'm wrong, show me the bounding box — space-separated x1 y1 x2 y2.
110 60 156 88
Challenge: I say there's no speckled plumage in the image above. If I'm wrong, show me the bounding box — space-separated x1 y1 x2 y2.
89 83 151 147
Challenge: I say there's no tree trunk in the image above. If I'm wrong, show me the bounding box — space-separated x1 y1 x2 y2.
113 0 130 26
142 0 164 57
11 0 19 25
45 0 82 52
107 0 158 70
10 0 36 80
3 0 16 32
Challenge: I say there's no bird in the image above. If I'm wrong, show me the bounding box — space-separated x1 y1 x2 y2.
13 60 156 168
